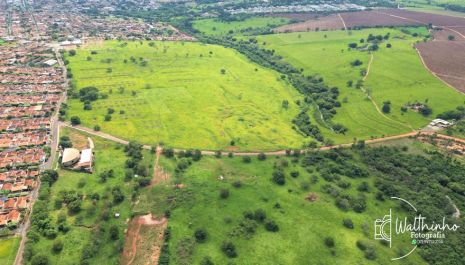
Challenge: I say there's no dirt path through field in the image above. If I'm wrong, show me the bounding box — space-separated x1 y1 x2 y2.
338 13 347 31
149 146 169 187
361 53 414 131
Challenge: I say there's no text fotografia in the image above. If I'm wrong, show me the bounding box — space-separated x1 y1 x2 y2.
374 197 460 260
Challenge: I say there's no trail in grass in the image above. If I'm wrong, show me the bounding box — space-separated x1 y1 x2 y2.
338 13 347 31
361 53 414 131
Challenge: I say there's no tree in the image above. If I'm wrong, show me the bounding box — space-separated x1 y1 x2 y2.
68 200 81 214
282 100 289 109
448 35 455 41
219 189 229 199
242 156 251 163
324 236 335 248
257 153 266 161
221 241 237 258
52 239 64 253
348 42 358 49
194 228 208 243
200 256 214 265
104 114 112 121
220 68 226 74
70 116 81 125
31 254 49 265
386 43 392 48
41 170 59 185
68 50 76 56
272 170 285 185
109 225 119 240
265 220 279 232
382 101 391 114
94 125 101 131
343 218 354 229
254 209 266 222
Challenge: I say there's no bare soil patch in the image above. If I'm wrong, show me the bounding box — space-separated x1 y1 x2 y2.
341 11 421 28
416 41 465 93
121 214 168 265
67 129 89 149
268 13 322 21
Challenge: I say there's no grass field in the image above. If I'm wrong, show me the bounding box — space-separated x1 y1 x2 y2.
26 128 154 265
66 41 304 151
256 28 465 143
0 236 20 265
193 17 290 36
137 151 426 265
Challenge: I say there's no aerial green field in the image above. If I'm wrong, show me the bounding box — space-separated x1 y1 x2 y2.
0 236 20 265
25 128 154 265
256 28 465 143
136 146 436 265
66 41 304 151
193 17 290 36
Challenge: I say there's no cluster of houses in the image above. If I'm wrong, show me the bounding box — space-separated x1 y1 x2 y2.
0 7 65 229
228 3 367 15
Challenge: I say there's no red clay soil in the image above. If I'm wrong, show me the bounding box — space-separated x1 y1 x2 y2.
274 14 343 32
416 41 465 93
121 214 168 265
380 9 465 27
341 11 421 28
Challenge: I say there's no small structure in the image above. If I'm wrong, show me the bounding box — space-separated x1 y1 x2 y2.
62 148 80 167
61 138 94 173
429 119 452 128
43 59 57 67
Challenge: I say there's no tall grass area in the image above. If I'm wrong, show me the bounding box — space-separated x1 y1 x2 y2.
24 128 154 265
256 28 465 143
66 41 304 151
137 152 427 265
0 236 20 265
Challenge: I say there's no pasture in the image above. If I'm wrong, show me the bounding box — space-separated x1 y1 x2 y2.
136 151 427 265
66 41 304 151
193 17 290 35
256 28 465 143
0 236 20 265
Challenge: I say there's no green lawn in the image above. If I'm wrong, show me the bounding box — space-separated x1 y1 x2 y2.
66 41 304 151
0 236 20 265
26 127 154 265
137 152 426 265
256 28 465 143
193 17 290 36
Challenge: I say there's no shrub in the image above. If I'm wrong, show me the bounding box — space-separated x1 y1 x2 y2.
257 153 266 161
219 189 229 199
242 156 251 163
254 209 266 222
343 218 354 229
104 114 112 121
290 171 299 178
93 125 100 131
265 220 279 232
109 225 119 240
272 170 285 185
324 236 335 248
31 254 49 265
194 228 208 243
232 181 242 188
70 116 81 125
221 241 237 258
200 256 214 265
52 239 63 253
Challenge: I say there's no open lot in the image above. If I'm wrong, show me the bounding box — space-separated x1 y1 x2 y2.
0 236 20 265
25 127 154 265
193 17 290 35
135 148 437 264
66 41 304 151
256 28 465 143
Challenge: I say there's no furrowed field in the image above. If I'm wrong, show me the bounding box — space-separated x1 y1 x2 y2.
66 41 304 151
193 17 290 36
256 28 465 143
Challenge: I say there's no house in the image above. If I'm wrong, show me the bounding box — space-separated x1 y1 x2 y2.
429 119 452 128
61 147 94 173
62 148 80 167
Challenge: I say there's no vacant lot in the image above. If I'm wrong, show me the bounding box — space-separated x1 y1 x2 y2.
25 128 155 265
0 236 20 265
274 14 343 32
66 41 304 151
193 17 290 35
257 28 465 142
136 150 432 264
